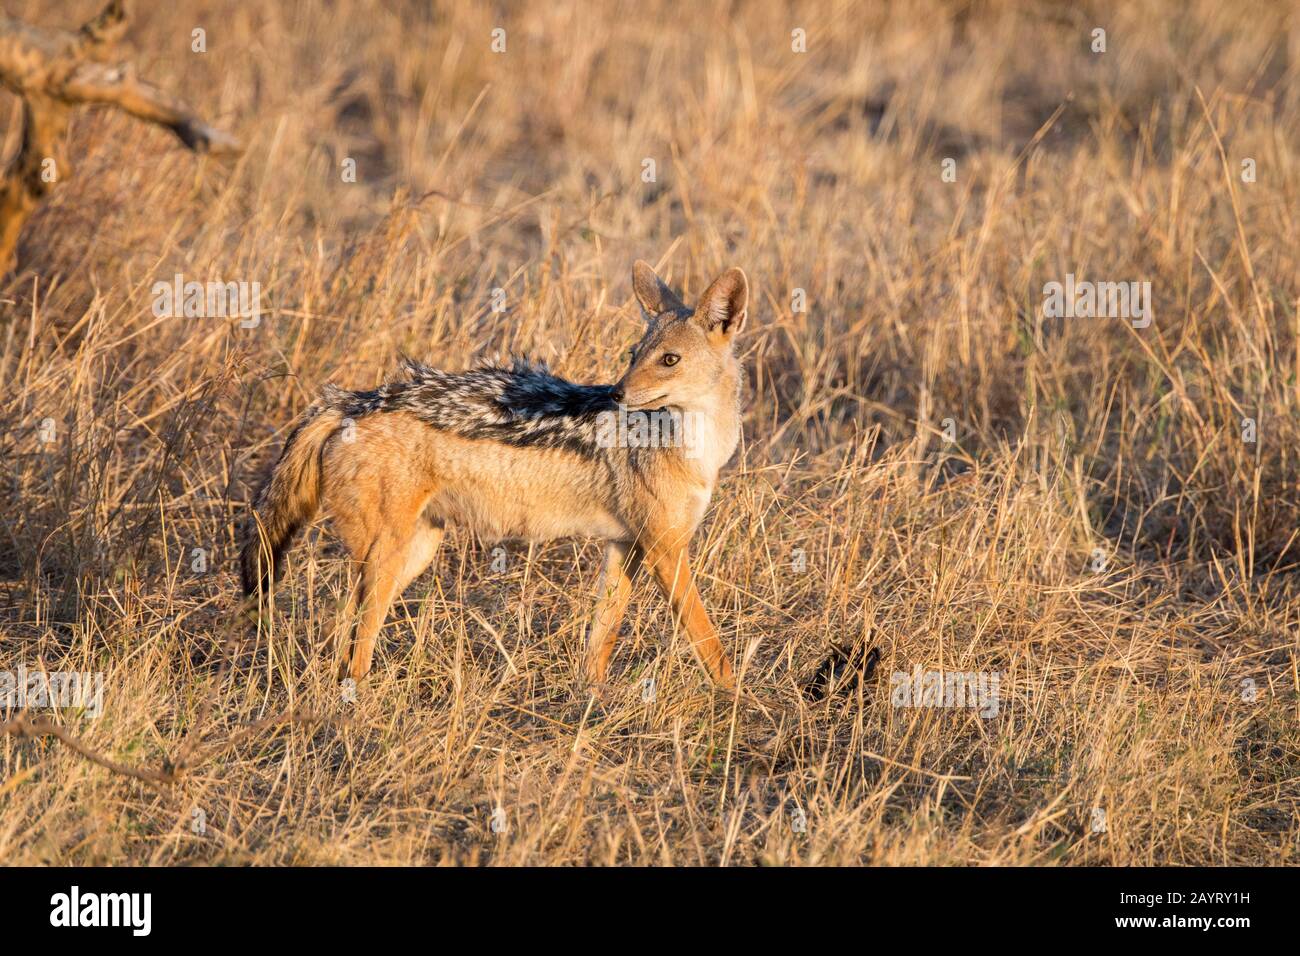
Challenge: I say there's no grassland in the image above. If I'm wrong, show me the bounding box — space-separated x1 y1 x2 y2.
1 0 1297 864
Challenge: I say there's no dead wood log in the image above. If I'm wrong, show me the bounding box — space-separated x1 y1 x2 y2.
0 1 240 273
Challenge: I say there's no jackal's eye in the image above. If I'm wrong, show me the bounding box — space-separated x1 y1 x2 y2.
662 353 680 366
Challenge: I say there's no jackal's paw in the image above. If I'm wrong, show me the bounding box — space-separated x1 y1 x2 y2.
338 657 371 685
582 678 613 704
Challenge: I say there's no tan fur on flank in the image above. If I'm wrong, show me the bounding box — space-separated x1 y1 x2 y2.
241 261 750 689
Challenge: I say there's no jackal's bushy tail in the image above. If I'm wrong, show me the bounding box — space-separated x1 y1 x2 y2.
240 388 346 600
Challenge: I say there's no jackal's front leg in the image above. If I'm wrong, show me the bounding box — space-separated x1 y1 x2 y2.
584 541 642 685
645 545 735 689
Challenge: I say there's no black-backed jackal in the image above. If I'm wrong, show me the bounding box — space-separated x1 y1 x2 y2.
241 262 749 689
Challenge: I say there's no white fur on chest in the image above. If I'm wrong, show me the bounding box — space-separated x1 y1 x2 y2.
681 413 739 525
684 412 739 481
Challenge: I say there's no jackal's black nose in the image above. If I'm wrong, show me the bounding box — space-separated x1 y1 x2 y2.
611 387 624 404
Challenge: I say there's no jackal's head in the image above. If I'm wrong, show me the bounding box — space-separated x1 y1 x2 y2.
612 261 749 413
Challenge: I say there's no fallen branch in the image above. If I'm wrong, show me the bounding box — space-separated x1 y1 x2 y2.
1 713 176 787
2 706 340 793
0 0 241 273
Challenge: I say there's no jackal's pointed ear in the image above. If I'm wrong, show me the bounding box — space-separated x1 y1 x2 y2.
632 260 685 319
694 267 749 342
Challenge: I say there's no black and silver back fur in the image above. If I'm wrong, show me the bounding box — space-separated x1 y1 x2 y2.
326 356 618 458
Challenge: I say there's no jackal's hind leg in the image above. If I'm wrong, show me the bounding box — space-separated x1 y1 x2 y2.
398 519 445 595
332 504 433 683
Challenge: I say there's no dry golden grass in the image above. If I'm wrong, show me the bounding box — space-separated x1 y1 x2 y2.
1 0 1298 865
